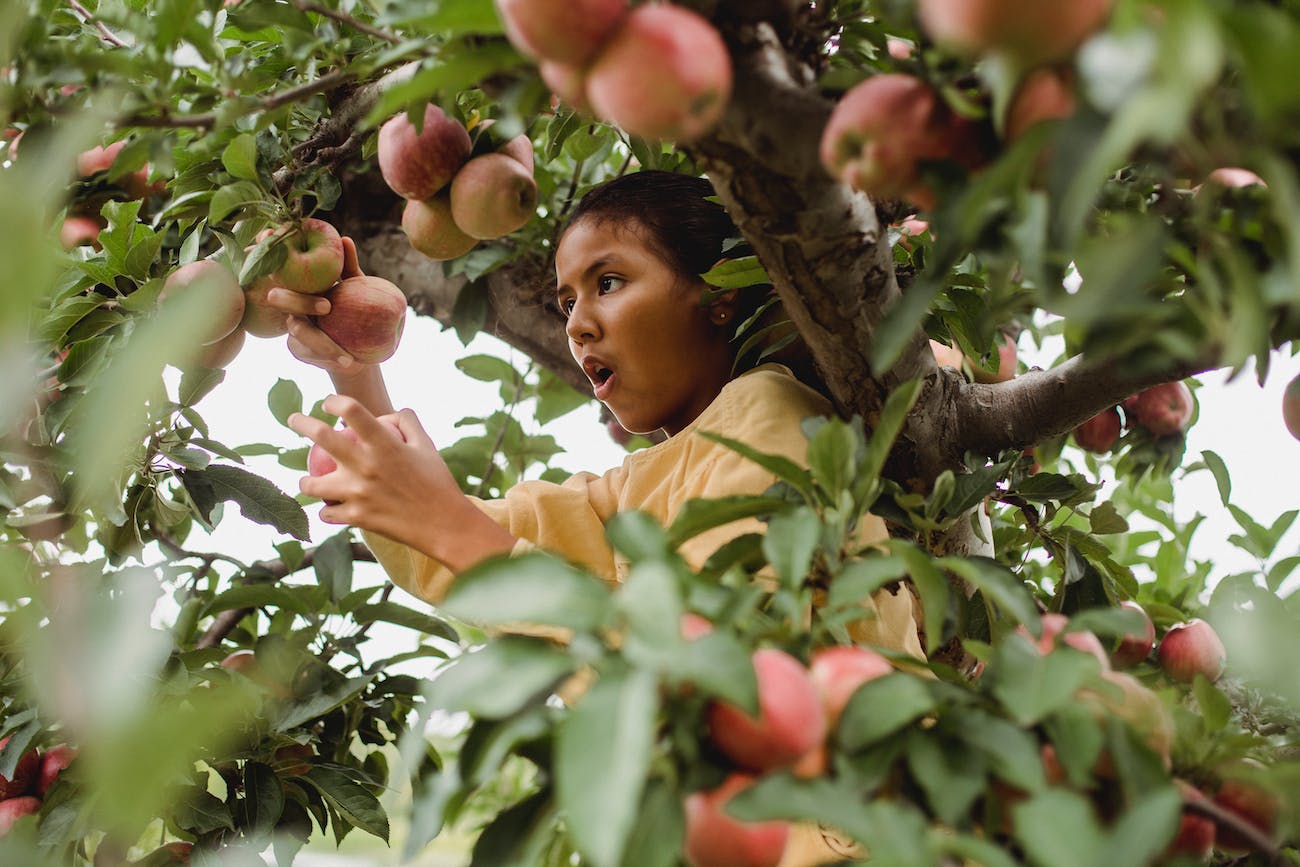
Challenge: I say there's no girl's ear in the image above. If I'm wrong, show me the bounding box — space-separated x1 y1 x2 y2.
705 258 739 326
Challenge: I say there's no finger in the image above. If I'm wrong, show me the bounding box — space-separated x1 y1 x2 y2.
267 288 331 316
286 316 355 369
287 411 351 456
390 408 435 449
340 237 363 279
322 394 388 441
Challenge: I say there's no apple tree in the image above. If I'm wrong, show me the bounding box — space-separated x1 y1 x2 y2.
2 0 1299 865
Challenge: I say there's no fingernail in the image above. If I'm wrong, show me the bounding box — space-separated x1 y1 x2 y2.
337 356 351 367
315 302 329 314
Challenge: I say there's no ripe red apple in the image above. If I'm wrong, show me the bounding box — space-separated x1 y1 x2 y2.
239 276 289 338
1005 67 1076 142
1110 600 1155 668
968 333 1018 383
498 134 535 175
307 426 362 478
449 153 538 240
0 796 40 837
261 219 345 296
36 744 76 796
808 645 893 727
1017 612 1110 669
495 0 627 66
316 276 407 364
706 648 827 771
929 339 964 369
917 0 1114 67
76 140 150 198
585 4 732 143
0 738 38 800
683 774 789 867
159 259 246 345
1157 619 1226 683
1073 406 1122 453
193 325 245 370
1203 167 1266 190
1282 372 1300 441
680 613 713 641
1166 781 1215 862
1213 763 1280 854
540 60 590 112
402 195 478 261
60 215 103 250
377 104 472 201
1123 381 1194 437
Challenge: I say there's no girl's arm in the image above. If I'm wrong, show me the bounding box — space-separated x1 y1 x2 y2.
288 394 519 573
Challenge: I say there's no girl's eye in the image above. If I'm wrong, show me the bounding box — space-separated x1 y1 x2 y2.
558 296 575 316
597 275 626 293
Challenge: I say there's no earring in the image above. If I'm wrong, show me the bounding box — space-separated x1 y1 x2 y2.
718 312 728 321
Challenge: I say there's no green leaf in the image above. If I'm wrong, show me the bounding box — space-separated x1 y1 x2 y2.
534 368 590 424
897 543 949 655
1191 676 1232 732
617 560 684 667
861 380 923 489
807 416 858 498
618 780 684 867
936 556 1038 629
605 510 673 562
179 465 309 540
243 761 284 838
456 353 522 385
762 508 822 588
827 554 909 609
700 256 770 289
268 378 303 427
222 133 261 182
1200 449 1232 505
425 638 575 718
272 676 372 731
301 766 389 842
957 711 1046 792
990 635 1098 726
557 666 658 867
351 601 459 642
837 673 937 751
695 430 812 498
1097 786 1181 867
665 495 789 549
1011 789 1099 867
203 584 323 618
905 728 985 827
313 530 354 603
1088 501 1129 535
442 552 612 632
665 630 758 711
208 180 264 222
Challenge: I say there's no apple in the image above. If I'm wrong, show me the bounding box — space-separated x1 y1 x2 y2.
239 276 289 338
706 648 827 771
585 4 732 143
262 219 345 296
402 195 478 261
929 339 965 370
1213 762 1280 854
498 134 535 175
886 37 914 60
1166 781 1215 862
273 743 314 776
1110 600 1155 668
916 0 1114 67
449 153 539 240
1282 372 1300 441
1203 167 1266 190
145 841 194 863
1005 67 1076 142
1040 743 1067 786
1016 612 1110 669
36 744 76 796
1157 619 1225 683
540 60 590 112
60 215 103 250
808 645 893 727
495 0 627 66
193 325 245 370
220 650 258 675
76 140 150 198
894 217 931 251
316 276 408 364
0 796 40 837
377 104 472 201
683 774 789 867
1073 407 1122 453
1123 381 1194 437
969 332 1018 383
680 612 713 641
307 426 361 479
0 738 39 800
159 259 246 346
1078 671 1174 767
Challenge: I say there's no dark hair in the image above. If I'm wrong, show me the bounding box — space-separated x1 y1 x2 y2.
560 170 746 287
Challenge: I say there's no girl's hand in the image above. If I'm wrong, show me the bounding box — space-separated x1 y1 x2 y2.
267 237 369 380
288 395 516 570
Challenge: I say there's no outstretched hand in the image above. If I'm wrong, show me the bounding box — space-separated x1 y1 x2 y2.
288 395 517 571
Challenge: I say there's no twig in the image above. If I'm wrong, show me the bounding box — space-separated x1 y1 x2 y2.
122 68 357 130
154 528 249 573
1182 793 1282 864
67 0 131 49
288 0 403 45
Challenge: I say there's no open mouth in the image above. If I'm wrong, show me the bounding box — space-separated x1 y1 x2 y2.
594 367 613 386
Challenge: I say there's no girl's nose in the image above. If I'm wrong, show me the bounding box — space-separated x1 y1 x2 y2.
564 297 599 342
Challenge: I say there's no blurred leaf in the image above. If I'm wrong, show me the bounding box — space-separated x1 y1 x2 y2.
222 134 261 182
762 508 822 589
425 638 574 719
1200 449 1232 506
838 674 937 751
351 601 459 642
443 552 612 632
665 495 789 549
313 530 354 603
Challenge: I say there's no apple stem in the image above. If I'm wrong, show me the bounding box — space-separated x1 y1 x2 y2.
1182 792 1281 862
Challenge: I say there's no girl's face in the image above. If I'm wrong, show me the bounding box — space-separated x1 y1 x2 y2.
555 218 733 436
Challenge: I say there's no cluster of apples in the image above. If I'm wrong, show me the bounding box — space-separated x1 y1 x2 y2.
54 139 159 252
0 738 76 838
497 0 731 142
158 218 406 372
380 104 537 262
820 0 1114 209
1072 379 1195 453
680 614 895 867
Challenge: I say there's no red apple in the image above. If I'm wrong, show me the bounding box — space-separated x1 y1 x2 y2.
894 217 931 251
585 4 733 143
1157 619 1225 683
1017 612 1110 669
1073 407 1122 453
1282 372 1300 441
0 796 40 837
220 650 257 674
706 649 827 771
307 426 362 479
886 38 914 60
60 215 103 250
239 276 289 338
929 338 965 369
316 276 408 364
1166 781 1215 862
193 325 245 370
159 259 246 345
540 60 590 112
36 744 76 796
1213 763 1280 854
1203 167 1266 190
76 140 151 198
377 104 472 201
402 195 478 261
808 645 893 728
449 153 538 240
0 738 38 800
262 219 345 296
968 333 1018 383
680 613 713 641
148 841 194 863
1078 671 1174 768
917 0 1114 67
495 0 627 66
1123 381 1194 437
498 134 535 175
683 774 789 867
1110 600 1155 668
1005 67 1076 142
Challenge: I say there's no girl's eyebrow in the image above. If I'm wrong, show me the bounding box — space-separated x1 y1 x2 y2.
556 255 617 295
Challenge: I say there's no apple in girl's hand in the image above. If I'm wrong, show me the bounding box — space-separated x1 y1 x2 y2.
706 648 827 771
377 104 472 201
0 737 39 799
495 0 627 66
160 259 246 345
240 276 289 338
808 645 893 727
37 744 76 796
1073 407 1122 453
262 219 345 296
1124 381 1194 437
308 418 407 480
316 276 408 364
1157 618 1225 683
0 796 40 837
449 153 539 240
1110 600 1155 668
683 774 789 867
402 195 477 261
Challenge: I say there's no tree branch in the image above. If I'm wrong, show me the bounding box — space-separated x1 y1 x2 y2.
1182 791 1282 864
122 68 357 130
287 0 403 45
67 0 131 49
